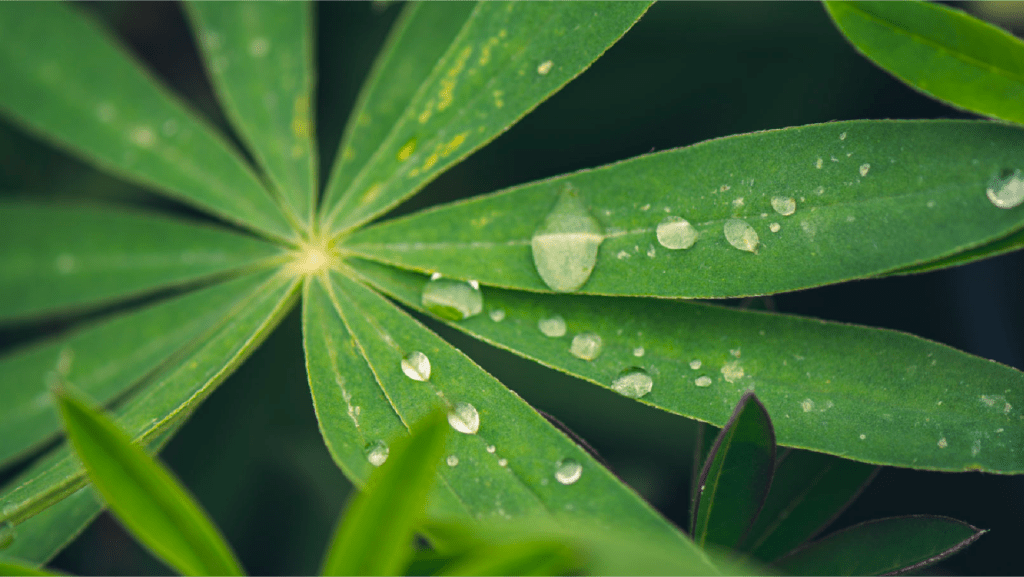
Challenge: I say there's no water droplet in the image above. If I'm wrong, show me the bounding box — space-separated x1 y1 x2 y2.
815 158 823 169
611 367 653 399
730 348 741 358
430 272 442 281
695 376 712 387
720 360 744 382
689 359 701 370
55 253 76 274
724 219 758 252
531 189 603 292
0 521 12 549
937 437 948 449
769 222 781 233
569 333 602 361
555 459 582 485
365 440 389 467
489 309 505 322
129 126 156 148
421 277 483 320
633 346 645 357
971 438 981 456
771 196 796 216
538 315 567 337
401 351 431 381
656 216 698 250
537 60 554 75
486 445 496 453
859 434 866 440
248 37 270 57
447 455 459 467
859 163 870 177
732 197 745 207
498 458 508 467
840 131 847 140
801 399 814 412
986 168 1024 209
448 402 480 434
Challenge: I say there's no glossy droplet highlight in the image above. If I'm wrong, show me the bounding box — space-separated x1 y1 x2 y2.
771 196 796 216
448 402 480 434
986 168 1024 209
538 315 567 337
489 309 505 322
611 367 653 399
695 376 712 387
555 459 582 485
724 219 759 253
421 277 483 320
769 222 781 233
656 216 698 250
401 351 431 381
447 455 459 467
569 333 602 361
537 60 554 75
365 440 389 467
531 190 603 292
689 359 701 370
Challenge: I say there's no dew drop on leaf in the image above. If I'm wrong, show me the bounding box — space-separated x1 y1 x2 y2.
365 440 389 467
448 402 480 435
486 445 496 453
555 459 582 485
447 455 459 467
721 360 744 382
611 367 653 399
769 222 781 233
859 163 871 177
569 333 603 361
656 216 698 250
986 168 1024 209
689 359 702 370
498 458 508 467
695 376 712 387
771 196 796 216
538 315 567 337
724 219 759 253
537 60 554 75
489 309 505 322
421 277 483 320
938 437 948 449
633 346 645 357
531 189 603 292
401 351 431 381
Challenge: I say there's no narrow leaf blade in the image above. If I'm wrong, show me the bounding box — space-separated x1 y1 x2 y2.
55 389 243 576
0 558 55 576
0 3 295 241
825 1 1024 126
774 515 985 575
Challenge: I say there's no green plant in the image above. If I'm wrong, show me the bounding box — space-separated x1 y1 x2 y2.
0 1 1021 574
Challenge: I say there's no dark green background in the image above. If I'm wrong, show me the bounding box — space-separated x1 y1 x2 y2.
0 2 1020 575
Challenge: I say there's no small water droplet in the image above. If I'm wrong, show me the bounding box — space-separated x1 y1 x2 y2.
401 351 431 381
633 346 645 357
537 60 554 75
531 189 603 292
447 455 459 467
611 367 653 399
365 440 389 467
937 437 948 449
769 222 781 233
489 309 505 322
986 168 1024 209
448 402 480 434
248 37 270 57
486 445 496 453
771 196 796 216
498 458 508 467
538 315 567 337
840 131 847 140
695 376 712 387
721 360 744 382
724 219 758 252
569 333 602 361
730 348 741 358
971 438 981 456
421 277 483 320
430 272 442 281
859 434 866 440
859 163 871 177
801 399 814 412
689 359 701 370
129 126 156 148
656 216 698 250
555 459 582 485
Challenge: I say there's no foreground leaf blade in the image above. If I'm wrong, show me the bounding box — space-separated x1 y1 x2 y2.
320 414 447 576
55 390 243 576
186 1 317 228
0 202 283 323
343 120 1024 297
435 541 578 577
321 2 652 235
0 558 55 576
692 393 775 550
0 2 295 242
743 449 878 561
351 259 1024 474
775 515 985 575
825 1 1024 126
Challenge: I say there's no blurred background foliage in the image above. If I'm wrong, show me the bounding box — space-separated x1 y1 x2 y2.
0 2 1021 574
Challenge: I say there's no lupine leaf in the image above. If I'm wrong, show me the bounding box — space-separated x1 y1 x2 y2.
0 558 55 576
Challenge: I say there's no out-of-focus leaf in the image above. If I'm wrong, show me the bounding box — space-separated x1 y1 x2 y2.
690 423 719 520
0 558 55 576
435 541 578 576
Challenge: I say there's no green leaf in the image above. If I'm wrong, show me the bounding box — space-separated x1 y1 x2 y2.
434 541 578 576
0 202 283 323
349 259 1024 474
690 423 719 520
320 413 447 576
0 558 56 576
303 269 711 565
342 120 1024 297
692 393 775 550
320 2 652 235
884 227 1024 276
55 389 243 576
825 1 1024 126
743 449 878 561
774 515 985 575
185 1 318 228
0 2 296 243
0 269 298 529
323 1 476 218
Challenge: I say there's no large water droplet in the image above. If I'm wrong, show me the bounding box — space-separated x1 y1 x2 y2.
538 315 567 337
448 402 480 434
555 459 582 485
569 333 603 361
421 277 483 320
401 351 431 381
771 196 796 216
365 440 389 467
531 190 603 292
695 376 712 387
611 367 653 399
986 168 1024 209
656 216 698 250
724 219 759 253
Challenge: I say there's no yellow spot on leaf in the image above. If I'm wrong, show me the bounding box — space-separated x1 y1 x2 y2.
423 153 439 170
361 182 382 204
441 132 467 157
438 46 473 111
397 137 417 161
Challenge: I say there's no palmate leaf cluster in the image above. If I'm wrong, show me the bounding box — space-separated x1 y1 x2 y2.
0 1 1022 574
